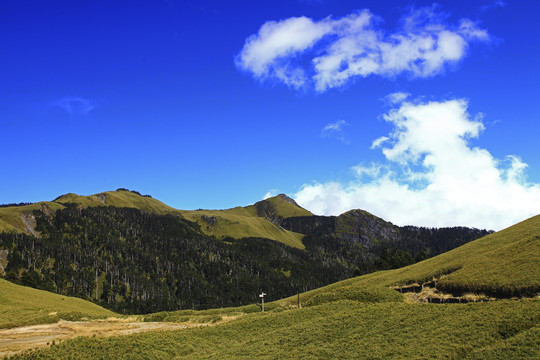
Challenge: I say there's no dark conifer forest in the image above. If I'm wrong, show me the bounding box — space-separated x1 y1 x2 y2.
0 205 491 314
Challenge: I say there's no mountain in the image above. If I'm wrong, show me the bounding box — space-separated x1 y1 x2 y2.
54 190 313 248
0 189 490 314
281 209 492 271
177 193 311 249
0 189 309 249
7 214 539 359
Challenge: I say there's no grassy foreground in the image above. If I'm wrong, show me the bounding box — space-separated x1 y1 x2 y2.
10 300 539 359
0 279 115 329
6 213 540 359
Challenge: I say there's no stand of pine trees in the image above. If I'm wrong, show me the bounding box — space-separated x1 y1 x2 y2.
0 205 490 314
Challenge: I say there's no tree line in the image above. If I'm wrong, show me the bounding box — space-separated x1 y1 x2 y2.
0 205 490 314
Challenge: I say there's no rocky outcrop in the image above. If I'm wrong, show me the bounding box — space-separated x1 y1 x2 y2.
277 194 300 207
201 215 217 227
0 249 7 276
20 213 38 238
95 193 107 204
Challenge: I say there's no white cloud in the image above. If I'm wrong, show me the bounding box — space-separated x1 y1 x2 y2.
385 92 410 104
51 96 96 116
370 136 389 149
294 98 540 230
236 7 490 91
321 119 350 143
263 189 279 200
235 16 331 89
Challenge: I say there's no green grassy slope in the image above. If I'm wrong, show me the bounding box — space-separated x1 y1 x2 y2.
13 300 539 359
0 191 175 235
244 194 313 218
0 191 309 248
276 213 540 307
0 279 116 329
7 214 540 359
0 202 64 234
179 194 311 248
54 191 177 214
179 207 306 249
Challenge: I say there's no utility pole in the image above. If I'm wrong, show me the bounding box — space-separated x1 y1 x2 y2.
259 292 266 312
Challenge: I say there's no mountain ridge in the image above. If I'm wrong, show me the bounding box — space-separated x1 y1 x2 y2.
0 189 492 314
0 189 311 248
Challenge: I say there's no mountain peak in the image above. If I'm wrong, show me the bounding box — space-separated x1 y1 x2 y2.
248 194 313 219
276 194 300 207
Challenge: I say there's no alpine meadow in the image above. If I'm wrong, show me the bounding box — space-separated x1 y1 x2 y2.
1 0 539 359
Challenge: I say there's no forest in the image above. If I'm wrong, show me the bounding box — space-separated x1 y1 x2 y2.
0 204 491 314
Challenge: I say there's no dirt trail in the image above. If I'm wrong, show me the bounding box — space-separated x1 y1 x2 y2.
0 320 191 357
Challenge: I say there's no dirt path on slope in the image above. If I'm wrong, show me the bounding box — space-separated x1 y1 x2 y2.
0 320 192 357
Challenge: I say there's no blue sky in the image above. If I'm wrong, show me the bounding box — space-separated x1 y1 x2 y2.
2 0 539 229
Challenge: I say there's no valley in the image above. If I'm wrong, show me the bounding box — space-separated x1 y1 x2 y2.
4 1 540 358
0 190 490 313
0 190 537 358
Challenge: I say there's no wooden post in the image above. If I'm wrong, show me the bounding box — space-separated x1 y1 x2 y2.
259 292 266 312
297 293 300 309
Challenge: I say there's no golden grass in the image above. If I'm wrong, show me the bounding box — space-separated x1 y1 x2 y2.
11 299 540 359
179 208 305 249
54 191 176 214
244 196 313 218
276 214 540 308
0 203 64 235
0 191 308 248
0 279 115 329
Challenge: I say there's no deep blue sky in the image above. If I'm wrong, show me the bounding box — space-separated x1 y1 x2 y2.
2 0 539 227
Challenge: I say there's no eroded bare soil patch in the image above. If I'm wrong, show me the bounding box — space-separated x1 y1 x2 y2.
0 319 190 357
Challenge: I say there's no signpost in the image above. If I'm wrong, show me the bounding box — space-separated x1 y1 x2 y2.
259 292 266 312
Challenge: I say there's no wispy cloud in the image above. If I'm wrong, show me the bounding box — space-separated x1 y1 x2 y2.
263 189 280 200
294 97 540 230
480 0 507 12
236 6 490 92
51 96 96 116
321 119 350 144
385 92 410 105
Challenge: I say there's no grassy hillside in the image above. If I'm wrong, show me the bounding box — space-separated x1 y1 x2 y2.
0 279 115 329
179 194 311 249
0 190 175 235
10 213 539 359
179 207 305 249
15 300 538 359
0 202 64 235
244 194 313 218
0 190 308 249
277 213 540 307
53 191 176 214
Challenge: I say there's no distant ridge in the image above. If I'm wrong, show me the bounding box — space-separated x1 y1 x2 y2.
0 189 311 248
